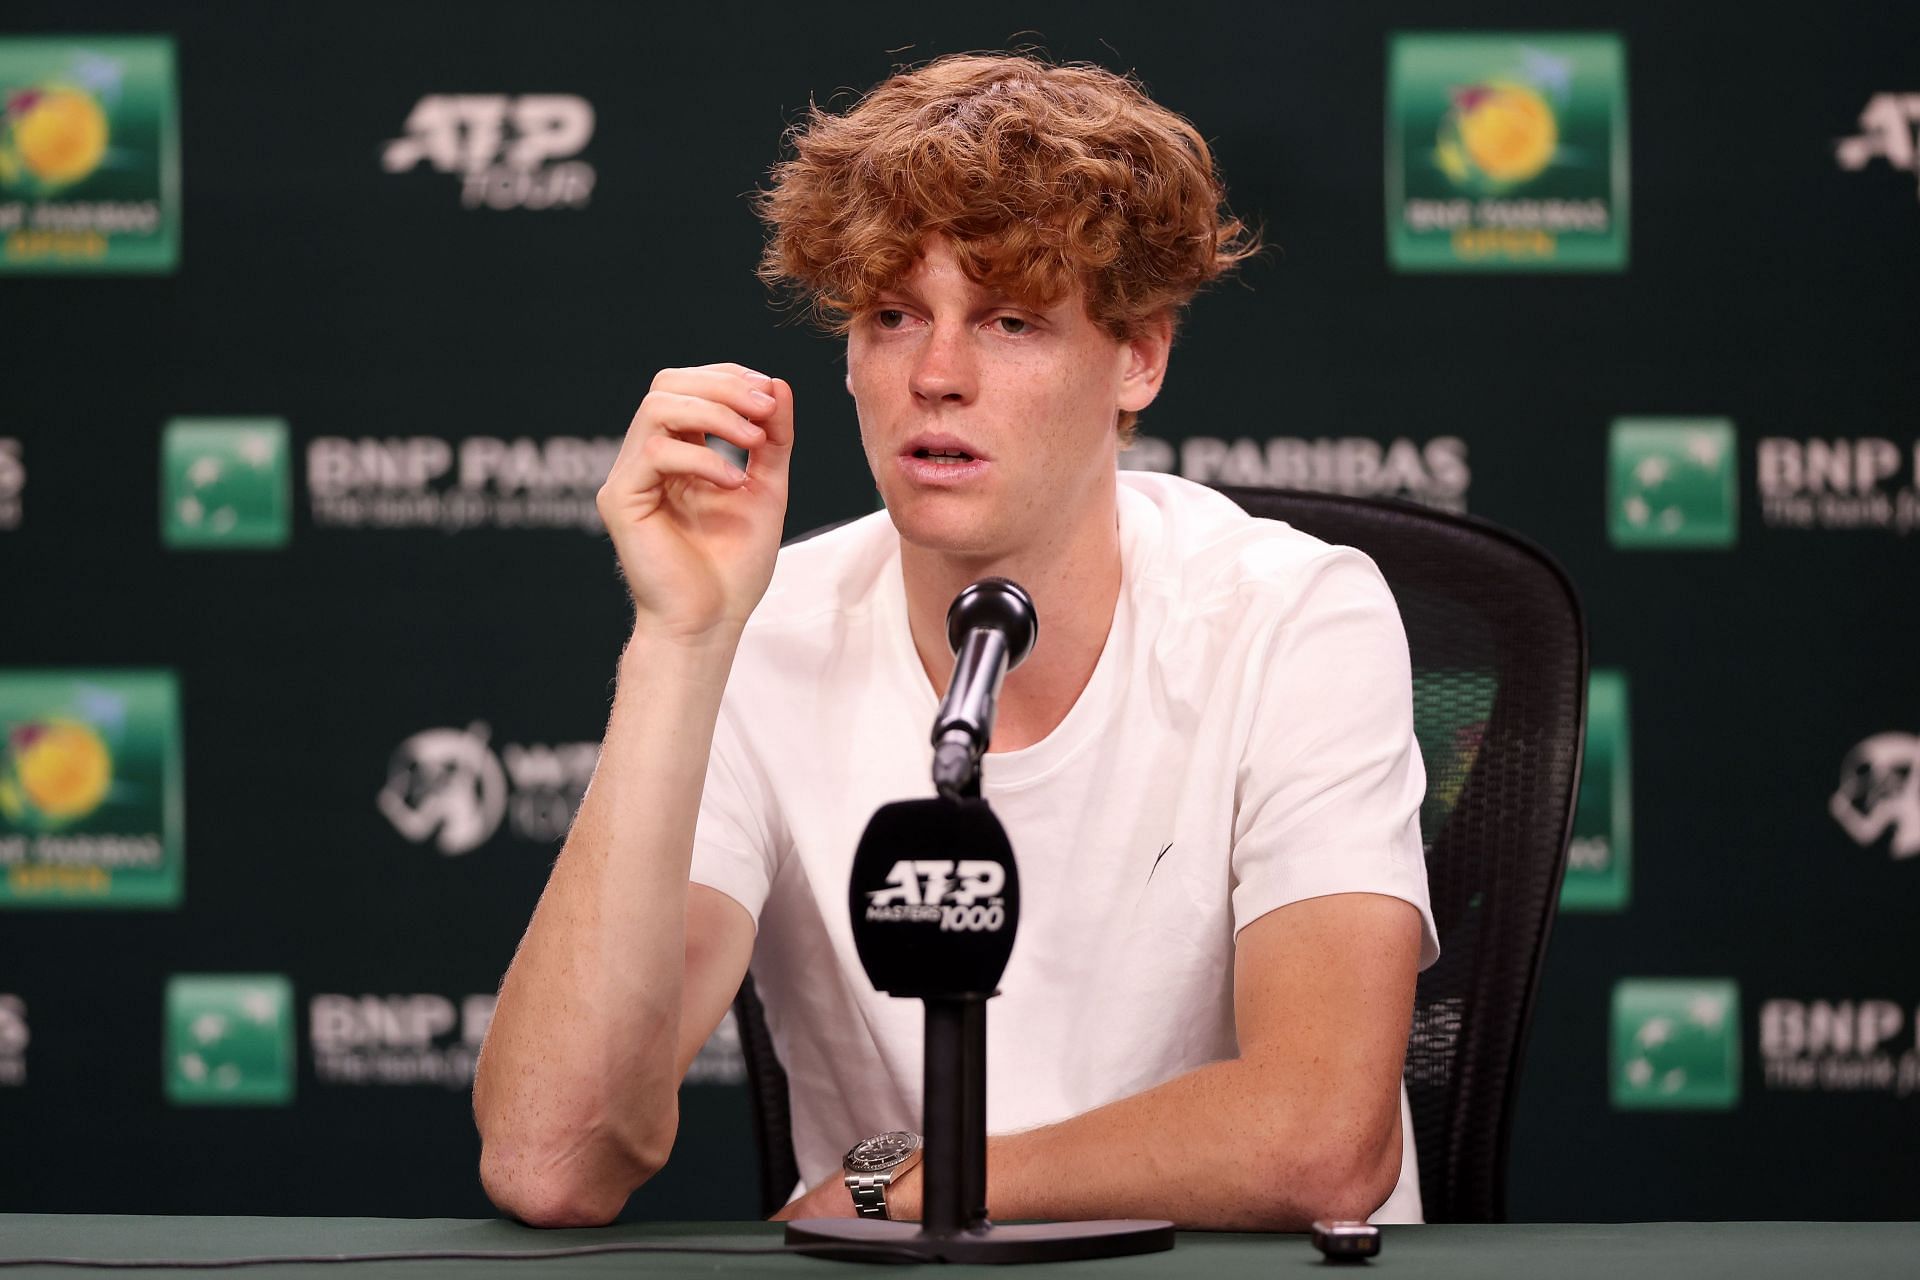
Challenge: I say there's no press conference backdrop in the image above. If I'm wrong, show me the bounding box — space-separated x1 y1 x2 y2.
1 0 1916 1223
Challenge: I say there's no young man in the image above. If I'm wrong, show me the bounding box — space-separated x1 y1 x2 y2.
473 53 1437 1231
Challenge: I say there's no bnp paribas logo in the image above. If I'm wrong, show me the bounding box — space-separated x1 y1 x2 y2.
1608 418 1738 549
161 418 291 550
0 37 180 272
1612 979 1741 1110
165 974 295 1106
1387 32 1628 271
1562 669 1630 912
0 670 182 908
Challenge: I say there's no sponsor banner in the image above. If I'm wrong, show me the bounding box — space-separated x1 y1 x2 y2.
1836 93 1920 203
1611 978 1741 1110
1563 670 1631 912
1123 434 1470 512
379 723 596 854
1387 32 1628 271
0 437 19 531
0 37 179 273
0 994 24 1086
308 436 618 534
165 974 295 1106
1831 733 1919 860
161 419 292 550
1607 418 1737 549
0 670 183 908
311 993 494 1089
1760 998 1920 1098
383 95 596 211
1757 438 1920 535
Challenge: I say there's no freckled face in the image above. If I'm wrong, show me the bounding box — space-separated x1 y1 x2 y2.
846 238 1155 561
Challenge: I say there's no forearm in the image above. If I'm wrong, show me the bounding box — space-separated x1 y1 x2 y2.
474 628 740 1222
894 1054 1402 1230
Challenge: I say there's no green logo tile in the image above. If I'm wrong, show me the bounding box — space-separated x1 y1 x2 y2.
1608 418 1738 548
1563 669 1631 912
1387 32 1629 271
0 37 180 273
161 419 291 550
1612 978 1741 1110
0 670 182 908
165 974 294 1106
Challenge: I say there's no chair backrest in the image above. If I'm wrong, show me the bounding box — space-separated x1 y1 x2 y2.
731 487 1587 1222
1212 487 1585 1222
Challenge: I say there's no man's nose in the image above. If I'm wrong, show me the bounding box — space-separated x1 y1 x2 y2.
909 322 976 405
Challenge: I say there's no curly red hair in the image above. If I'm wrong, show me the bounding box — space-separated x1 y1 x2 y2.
755 53 1257 441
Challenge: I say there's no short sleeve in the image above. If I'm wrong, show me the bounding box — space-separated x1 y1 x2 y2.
688 700 782 926
1229 548 1440 969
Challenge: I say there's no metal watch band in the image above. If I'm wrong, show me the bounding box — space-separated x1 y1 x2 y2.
846 1172 894 1220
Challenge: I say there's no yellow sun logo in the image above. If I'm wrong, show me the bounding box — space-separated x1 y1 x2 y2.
1435 81 1558 190
1 84 110 189
0 718 113 825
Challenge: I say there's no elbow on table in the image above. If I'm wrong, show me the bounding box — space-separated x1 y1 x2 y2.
478 1128 673 1229
1239 1127 1403 1230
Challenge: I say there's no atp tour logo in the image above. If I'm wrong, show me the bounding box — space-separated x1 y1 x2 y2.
378 723 597 855
0 438 20 530
1831 733 1920 860
1837 93 1920 203
864 859 1009 932
382 95 595 210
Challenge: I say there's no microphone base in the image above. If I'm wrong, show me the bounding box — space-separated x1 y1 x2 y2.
783 1217 1176 1265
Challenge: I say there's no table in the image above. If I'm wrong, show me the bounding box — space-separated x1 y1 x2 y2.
2 1217 1915 1278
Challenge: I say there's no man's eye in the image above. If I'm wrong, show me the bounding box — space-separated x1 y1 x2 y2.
875 310 906 330
994 316 1030 336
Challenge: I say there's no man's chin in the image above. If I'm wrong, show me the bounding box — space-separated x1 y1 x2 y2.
882 498 1012 564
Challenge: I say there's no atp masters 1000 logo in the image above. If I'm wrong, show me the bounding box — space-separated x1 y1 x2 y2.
0 37 179 272
0 670 183 907
1388 33 1628 271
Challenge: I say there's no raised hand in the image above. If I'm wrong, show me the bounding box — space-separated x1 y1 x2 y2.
597 363 795 643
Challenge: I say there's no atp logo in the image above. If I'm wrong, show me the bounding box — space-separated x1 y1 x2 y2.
1831 733 1920 860
382 94 595 210
865 859 1008 932
1837 93 1920 202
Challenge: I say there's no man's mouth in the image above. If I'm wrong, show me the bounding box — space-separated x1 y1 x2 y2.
912 448 978 465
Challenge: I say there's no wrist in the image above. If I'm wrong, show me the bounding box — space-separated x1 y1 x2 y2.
887 1160 923 1221
619 623 742 683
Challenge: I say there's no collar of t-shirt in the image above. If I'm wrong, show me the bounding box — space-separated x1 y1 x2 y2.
874 482 1163 794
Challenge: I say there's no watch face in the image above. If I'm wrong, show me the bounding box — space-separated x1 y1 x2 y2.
843 1130 921 1174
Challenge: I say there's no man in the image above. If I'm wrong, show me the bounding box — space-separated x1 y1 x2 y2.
473 53 1437 1231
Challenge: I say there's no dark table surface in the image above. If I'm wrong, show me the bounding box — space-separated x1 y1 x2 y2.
2 1217 1916 1279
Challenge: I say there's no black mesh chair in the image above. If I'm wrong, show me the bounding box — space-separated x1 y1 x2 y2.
730 487 1587 1222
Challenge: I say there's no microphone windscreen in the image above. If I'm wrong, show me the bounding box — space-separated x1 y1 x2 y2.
944 578 1038 666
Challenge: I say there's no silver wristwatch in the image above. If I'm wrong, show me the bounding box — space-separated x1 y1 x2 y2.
842 1131 924 1220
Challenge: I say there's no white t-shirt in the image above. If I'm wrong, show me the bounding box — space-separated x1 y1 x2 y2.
690 471 1440 1223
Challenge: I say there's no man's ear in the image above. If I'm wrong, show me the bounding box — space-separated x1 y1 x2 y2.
845 369 855 395
1116 312 1174 415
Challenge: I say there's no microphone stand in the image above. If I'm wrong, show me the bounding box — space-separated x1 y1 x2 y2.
919 763 988 1240
784 584 1174 1263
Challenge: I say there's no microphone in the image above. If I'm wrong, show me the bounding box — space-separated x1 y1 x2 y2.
930 578 1038 800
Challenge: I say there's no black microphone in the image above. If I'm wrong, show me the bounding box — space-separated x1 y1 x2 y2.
930 578 1038 800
